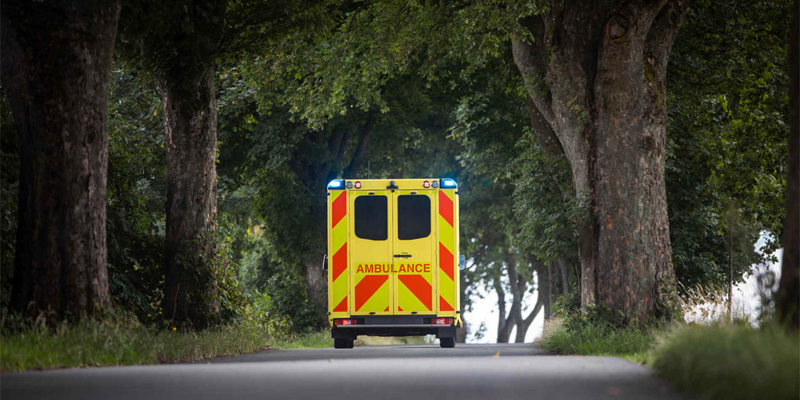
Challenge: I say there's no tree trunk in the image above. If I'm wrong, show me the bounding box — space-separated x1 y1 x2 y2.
160 66 220 330
306 255 328 327
514 297 543 343
494 278 514 343
778 0 799 331
2 0 119 319
512 0 687 324
514 259 546 342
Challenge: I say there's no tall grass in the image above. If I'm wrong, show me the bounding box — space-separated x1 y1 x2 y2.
649 323 799 400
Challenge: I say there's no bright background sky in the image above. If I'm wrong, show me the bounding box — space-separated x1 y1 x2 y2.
463 235 784 343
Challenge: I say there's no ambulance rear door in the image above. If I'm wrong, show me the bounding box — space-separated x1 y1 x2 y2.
392 189 437 315
349 190 393 315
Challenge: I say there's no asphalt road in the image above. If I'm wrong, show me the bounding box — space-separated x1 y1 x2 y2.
1 343 691 400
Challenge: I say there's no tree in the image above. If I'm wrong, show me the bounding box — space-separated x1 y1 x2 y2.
118 0 329 328
778 0 799 331
1 0 120 319
511 1 690 323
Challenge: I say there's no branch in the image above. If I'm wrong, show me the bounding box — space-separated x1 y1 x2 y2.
526 95 563 159
511 15 555 127
645 0 690 81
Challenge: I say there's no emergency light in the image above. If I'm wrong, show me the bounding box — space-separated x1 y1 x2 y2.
328 179 345 190
441 178 457 188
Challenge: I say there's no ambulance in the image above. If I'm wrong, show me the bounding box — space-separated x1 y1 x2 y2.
324 178 465 348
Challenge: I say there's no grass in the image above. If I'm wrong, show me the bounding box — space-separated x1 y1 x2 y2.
649 323 799 400
0 314 276 371
540 317 656 363
0 312 437 371
540 314 799 400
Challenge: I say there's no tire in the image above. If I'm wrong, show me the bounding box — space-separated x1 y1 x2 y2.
439 337 456 348
334 338 354 349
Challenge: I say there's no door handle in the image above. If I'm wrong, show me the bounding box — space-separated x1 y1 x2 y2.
394 254 412 258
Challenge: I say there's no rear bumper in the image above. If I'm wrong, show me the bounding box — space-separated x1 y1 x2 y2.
330 315 458 339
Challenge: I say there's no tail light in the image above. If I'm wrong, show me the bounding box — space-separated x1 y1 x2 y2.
423 180 431 188
431 318 453 325
354 181 362 189
335 319 358 326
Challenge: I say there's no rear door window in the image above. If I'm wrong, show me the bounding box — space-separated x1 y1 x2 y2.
354 195 388 241
397 195 431 240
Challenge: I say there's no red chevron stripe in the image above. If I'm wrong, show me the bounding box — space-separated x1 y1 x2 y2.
439 190 453 227
440 296 454 311
355 275 388 311
398 275 432 311
439 242 454 281
332 192 347 227
332 243 347 282
333 296 348 312
384 306 389 312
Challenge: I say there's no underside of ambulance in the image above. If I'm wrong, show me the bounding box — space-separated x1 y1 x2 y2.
326 179 463 349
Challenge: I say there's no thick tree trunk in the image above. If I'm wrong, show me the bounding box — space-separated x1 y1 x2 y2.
778 0 799 331
160 67 220 329
2 0 119 319
512 0 687 324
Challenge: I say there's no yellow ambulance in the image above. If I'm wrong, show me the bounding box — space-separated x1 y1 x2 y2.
325 178 465 348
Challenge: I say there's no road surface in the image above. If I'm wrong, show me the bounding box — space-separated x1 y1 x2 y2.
1 343 690 399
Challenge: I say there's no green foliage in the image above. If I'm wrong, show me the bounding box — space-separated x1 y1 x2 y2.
255 0 546 126
666 0 790 291
512 134 582 264
246 243 323 334
106 66 168 320
650 323 800 400
551 291 580 318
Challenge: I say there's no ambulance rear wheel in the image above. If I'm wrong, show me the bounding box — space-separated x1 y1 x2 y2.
440 337 456 348
334 338 354 349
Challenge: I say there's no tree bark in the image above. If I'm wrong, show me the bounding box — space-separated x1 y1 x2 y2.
2 0 120 319
512 0 687 324
778 0 799 331
160 66 220 329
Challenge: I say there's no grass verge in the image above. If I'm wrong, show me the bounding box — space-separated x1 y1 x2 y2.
1 314 437 371
649 323 799 400
0 315 276 371
540 317 656 363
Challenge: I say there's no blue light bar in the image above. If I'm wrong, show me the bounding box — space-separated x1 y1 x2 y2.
327 179 345 190
441 178 458 188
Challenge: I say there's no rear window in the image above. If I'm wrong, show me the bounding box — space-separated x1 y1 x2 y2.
397 195 431 240
354 196 388 241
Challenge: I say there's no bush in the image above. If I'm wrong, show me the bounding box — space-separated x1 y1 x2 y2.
650 323 799 400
